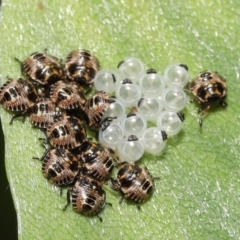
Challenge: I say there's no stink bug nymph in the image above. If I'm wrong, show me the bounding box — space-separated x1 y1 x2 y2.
34 148 80 187
0 77 39 123
29 98 66 128
46 116 86 149
76 140 116 181
110 162 156 207
83 91 115 128
16 51 63 86
49 80 86 110
64 49 100 86
63 174 109 221
189 71 227 126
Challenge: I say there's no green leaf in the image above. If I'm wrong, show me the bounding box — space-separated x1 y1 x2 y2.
1 0 240 239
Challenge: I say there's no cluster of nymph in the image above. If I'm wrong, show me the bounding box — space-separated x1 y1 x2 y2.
0 50 158 221
0 49 228 221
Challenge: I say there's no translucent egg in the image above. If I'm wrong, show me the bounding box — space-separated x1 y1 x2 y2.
121 112 147 138
115 79 142 108
94 69 121 93
141 127 167 155
137 97 163 123
117 135 145 162
138 69 165 97
117 57 145 83
164 63 189 88
161 87 187 111
98 123 124 149
157 111 184 137
102 98 126 124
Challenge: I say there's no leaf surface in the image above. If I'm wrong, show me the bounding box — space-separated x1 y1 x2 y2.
0 0 240 239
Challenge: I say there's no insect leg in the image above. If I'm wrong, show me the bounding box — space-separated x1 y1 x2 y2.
63 188 72 210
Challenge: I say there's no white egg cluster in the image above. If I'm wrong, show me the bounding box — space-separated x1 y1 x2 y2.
94 57 189 162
